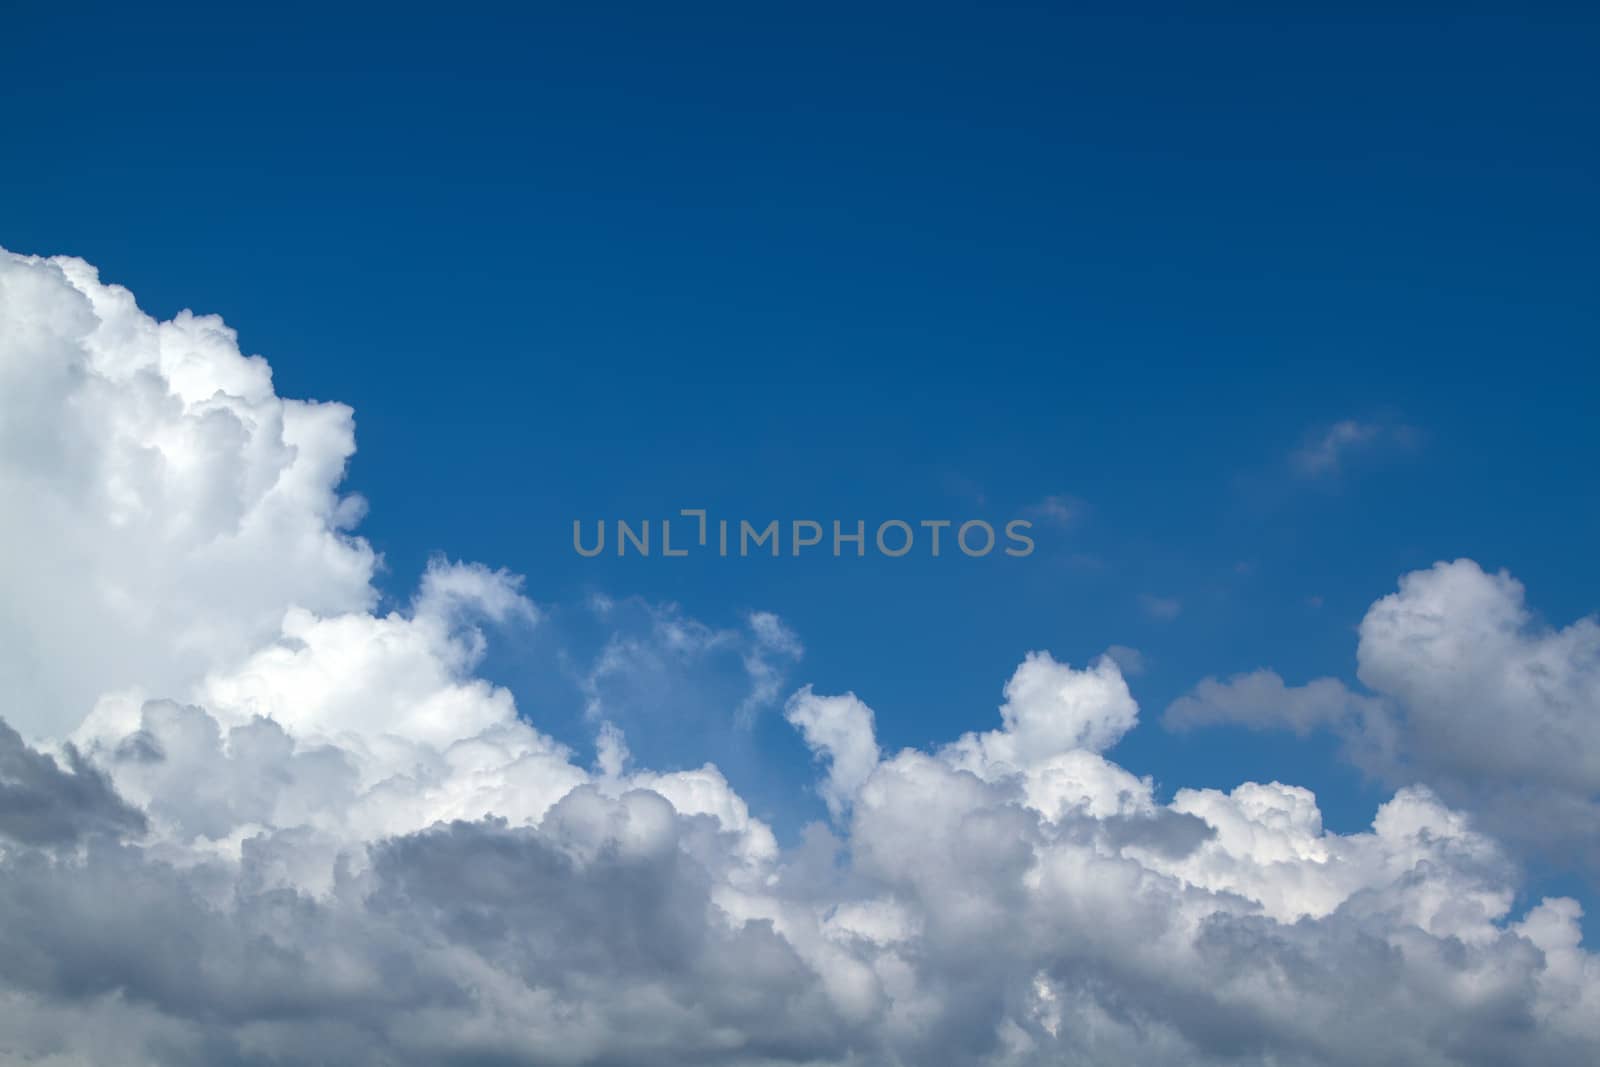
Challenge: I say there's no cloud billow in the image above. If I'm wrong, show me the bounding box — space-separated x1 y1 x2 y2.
0 246 1596 1065
1166 559 1600 868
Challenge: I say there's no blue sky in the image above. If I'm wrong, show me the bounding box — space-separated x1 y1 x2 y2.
6 0 1598 922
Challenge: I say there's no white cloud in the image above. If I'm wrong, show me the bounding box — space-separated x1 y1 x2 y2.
1165 669 1380 736
1356 559 1600 856
1166 558 1600 865
785 687 880 819
0 250 376 741
945 651 1140 769
1 247 1597 1065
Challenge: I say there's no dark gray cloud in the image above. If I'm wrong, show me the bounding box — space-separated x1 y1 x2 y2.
0 718 146 845
1 705 1598 1067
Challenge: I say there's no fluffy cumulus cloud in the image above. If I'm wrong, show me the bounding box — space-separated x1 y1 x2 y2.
0 250 376 741
1 247 1597 1065
1166 560 1600 864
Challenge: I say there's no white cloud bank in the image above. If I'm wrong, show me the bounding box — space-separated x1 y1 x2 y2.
1 247 1597 1065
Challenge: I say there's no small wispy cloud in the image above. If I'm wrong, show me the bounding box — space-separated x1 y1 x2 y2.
1139 594 1182 621
1163 668 1377 736
1027 493 1086 528
1291 418 1416 478
1103 644 1146 676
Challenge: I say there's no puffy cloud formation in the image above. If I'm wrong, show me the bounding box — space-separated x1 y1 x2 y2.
0 251 376 741
1166 560 1600 863
1 247 1598 1065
